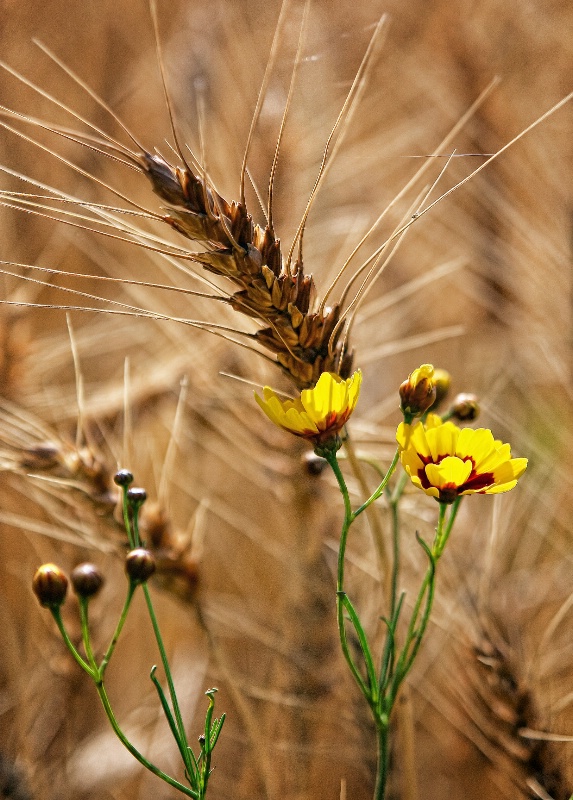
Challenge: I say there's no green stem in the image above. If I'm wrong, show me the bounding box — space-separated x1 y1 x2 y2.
142 583 194 777
94 679 198 798
325 448 408 800
389 500 400 620
326 453 353 594
374 722 390 800
99 583 136 677
354 448 400 519
434 497 461 557
327 453 373 702
392 508 445 694
78 597 98 673
50 607 94 678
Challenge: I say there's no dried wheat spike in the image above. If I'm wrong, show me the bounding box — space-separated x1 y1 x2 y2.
141 152 353 389
472 625 569 800
140 501 200 602
19 439 117 513
9 425 200 600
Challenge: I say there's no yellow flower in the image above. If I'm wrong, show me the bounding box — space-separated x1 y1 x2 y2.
255 370 362 451
397 414 527 503
399 364 436 418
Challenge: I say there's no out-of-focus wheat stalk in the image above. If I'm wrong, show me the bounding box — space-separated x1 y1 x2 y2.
0 1 572 799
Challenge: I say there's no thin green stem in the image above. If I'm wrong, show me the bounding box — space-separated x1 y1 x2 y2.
354 448 400 519
326 452 353 594
435 497 461 556
338 592 379 704
94 680 198 798
50 607 94 678
389 500 400 620
142 583 194 776
327 452 373 702
99 583 136 677
78 597 98 673
393 513 443 694
374 722 390 800
431 502 448 554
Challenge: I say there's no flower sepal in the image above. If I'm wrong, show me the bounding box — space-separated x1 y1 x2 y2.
314 434 343 459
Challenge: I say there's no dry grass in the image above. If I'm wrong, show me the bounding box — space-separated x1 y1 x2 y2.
0 1 573 798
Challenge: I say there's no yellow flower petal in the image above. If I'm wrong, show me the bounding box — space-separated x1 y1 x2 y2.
482 480 518 494
255 370 361 447
425 456 472 489
456 428 496 468
426 421 459 462
396 414 527 503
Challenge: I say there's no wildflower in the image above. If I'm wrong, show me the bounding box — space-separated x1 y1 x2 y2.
397 414 527 503
255 370 362 454
399 364 436 419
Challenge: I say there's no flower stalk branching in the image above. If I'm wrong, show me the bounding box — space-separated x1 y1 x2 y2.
33 471 225 799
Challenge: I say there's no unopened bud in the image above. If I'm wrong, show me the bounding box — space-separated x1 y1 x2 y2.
125 548 156 584
71 563 104 598
32 563 68 608
302 451 328 476
431 369 452 409
450 393 480 422
399 364 436 418
127 487 147 506
114 469 134 487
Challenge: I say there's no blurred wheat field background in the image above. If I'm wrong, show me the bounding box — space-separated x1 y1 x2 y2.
0 1 572 798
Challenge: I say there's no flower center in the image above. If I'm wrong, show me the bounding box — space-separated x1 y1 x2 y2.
417 453 495 496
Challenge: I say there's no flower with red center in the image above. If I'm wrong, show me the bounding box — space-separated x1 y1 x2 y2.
396 414 527 503
255 370 362 453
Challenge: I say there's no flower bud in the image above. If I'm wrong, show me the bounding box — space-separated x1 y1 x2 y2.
71 563 104 598
450 393 480 422
32 563 68 608
431 369 452 409
125 548 156 584
399 364 436 418
127 487 147 506
114 469 134 487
